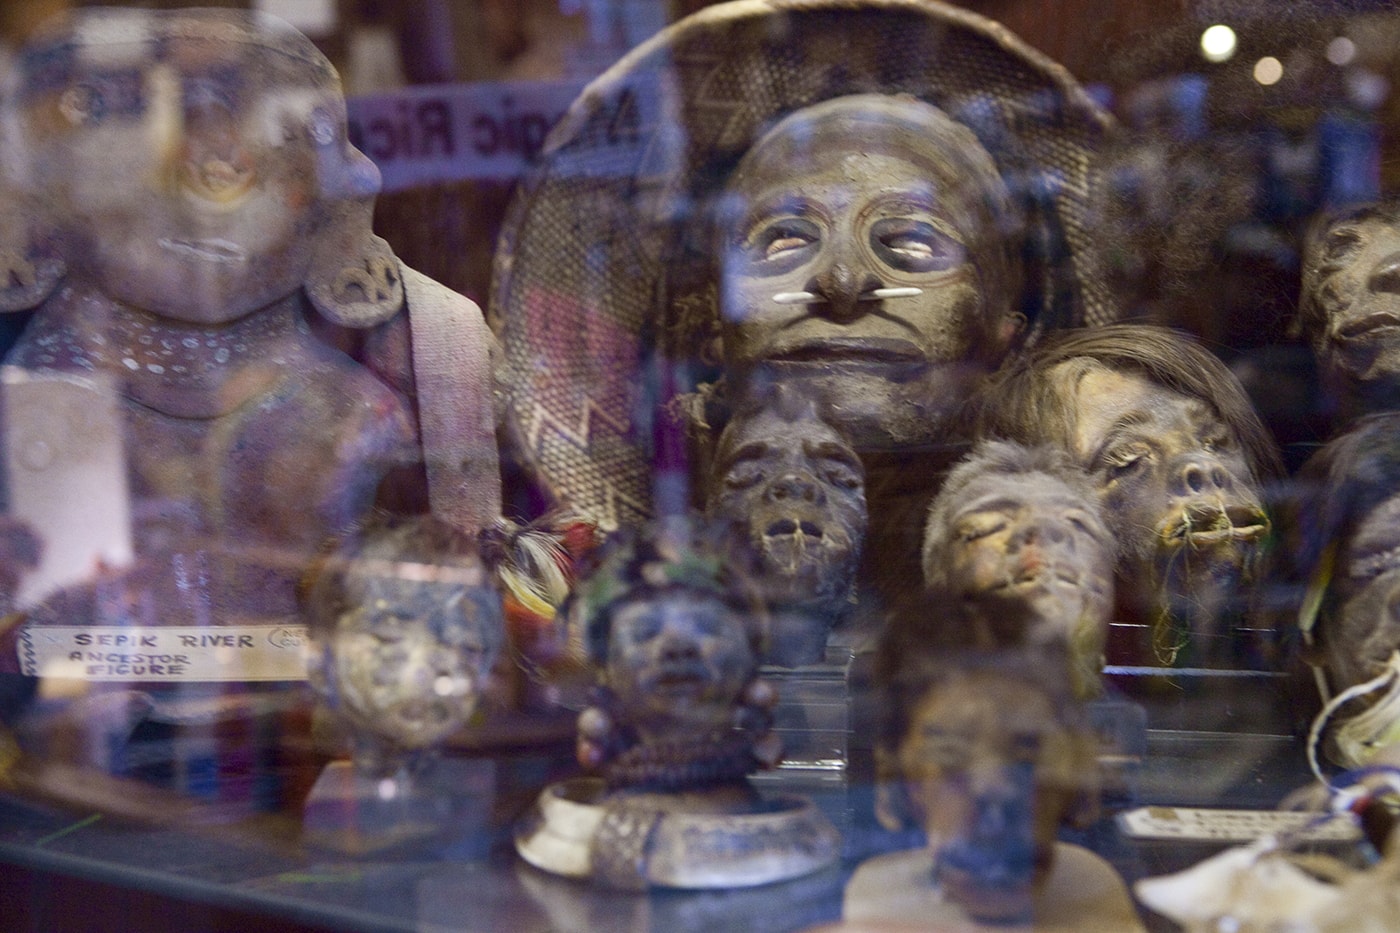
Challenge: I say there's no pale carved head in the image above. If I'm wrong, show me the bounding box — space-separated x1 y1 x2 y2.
305 517 504 770
0 8 400 328
714 94 1027 450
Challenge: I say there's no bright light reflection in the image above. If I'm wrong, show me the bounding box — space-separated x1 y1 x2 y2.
1254 56 1283 86
1327 36 1356 66
1200 24 1237 63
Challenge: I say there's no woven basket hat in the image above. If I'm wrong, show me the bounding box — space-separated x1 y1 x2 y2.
493 0 1117 531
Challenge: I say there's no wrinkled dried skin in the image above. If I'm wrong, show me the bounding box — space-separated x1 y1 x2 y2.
894 671 1094 925
605 593 756 744
1324 492 1400 695
1304 209 1400 404
706 400 866 661
931 469 1113 694
1065 365 1268 632
717 96 1024 450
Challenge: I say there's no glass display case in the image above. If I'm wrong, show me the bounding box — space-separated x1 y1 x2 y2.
3 0 1400 930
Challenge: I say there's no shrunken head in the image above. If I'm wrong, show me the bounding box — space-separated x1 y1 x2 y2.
706 384 866 662
923 441 1113 696
877 654 1098 924
1300 202 1400 409
978 326 1278 631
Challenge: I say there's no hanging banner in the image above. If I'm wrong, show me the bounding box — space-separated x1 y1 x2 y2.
346 80 586 190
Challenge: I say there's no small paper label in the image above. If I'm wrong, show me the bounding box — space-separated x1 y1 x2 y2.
17 625 309 682
1119 806 1359 842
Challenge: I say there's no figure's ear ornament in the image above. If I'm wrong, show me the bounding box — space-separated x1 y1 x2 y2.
0 213 63 313
304 213 404 328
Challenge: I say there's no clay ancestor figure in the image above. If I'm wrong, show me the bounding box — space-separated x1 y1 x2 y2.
1293 413 1400 767
0 8 498 566
514 528 840 889
978 325 1281 661
915 441 1114 697
1299 201 1400 419
304 516 505 775
705 386 867 666
853 653 1141 932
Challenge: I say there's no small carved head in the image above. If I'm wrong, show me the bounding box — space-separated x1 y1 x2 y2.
577 525 764 742
304 515 505 762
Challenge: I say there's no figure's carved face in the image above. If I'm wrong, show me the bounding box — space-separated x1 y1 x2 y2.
606 593 755 740
329 571 502 749
895 672 1089 924
1064 364 1268 614
936 470 1113 661
1324 490 1400 694
707 406 866 614
11 18 368 323
1304 211 1400 395
717 108 1022 449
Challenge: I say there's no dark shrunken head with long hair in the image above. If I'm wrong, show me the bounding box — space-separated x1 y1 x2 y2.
976 325 1280 649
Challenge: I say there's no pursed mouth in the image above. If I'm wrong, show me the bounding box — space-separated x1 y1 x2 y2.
159 237 249 264
763 337 926 365
989 567 1082 591
653 665 711 689
1161 505 1269 546
1338 312 1400 341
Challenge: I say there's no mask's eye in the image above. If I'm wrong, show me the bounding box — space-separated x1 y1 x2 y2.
58 84 104 126
870 218 965 273
754 218 818 259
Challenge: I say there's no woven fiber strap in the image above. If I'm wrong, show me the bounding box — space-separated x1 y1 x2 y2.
402 265 501 533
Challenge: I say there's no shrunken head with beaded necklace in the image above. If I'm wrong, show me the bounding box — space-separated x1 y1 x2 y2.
572 525 779 794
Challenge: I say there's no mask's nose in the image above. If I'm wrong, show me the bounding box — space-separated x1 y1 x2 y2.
809 233 881 323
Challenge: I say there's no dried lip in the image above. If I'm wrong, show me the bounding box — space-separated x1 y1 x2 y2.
762 337 926 365
1338 312 1400 341
990 569 1081 591
765 518 824 540
1161 506 1269 545
159 237 249 264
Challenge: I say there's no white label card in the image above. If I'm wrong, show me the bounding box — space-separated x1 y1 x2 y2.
18 625 309 682
1118 806 1359 842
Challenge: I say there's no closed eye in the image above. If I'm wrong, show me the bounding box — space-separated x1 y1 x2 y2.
870 218 964 274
